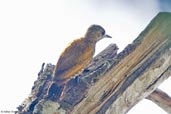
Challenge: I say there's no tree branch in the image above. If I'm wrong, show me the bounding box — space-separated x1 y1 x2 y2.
147 88 171 114
17 12 171 114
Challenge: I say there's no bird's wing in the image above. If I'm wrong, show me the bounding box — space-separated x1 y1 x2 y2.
55 38 86 76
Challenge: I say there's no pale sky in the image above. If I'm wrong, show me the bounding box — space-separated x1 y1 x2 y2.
0 0 171 114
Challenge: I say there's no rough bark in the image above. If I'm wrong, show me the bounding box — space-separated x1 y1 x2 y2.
17 12 171 114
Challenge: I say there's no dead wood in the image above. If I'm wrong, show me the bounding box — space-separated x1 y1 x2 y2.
17 12 171 114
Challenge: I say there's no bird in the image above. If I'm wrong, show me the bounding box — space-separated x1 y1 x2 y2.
47 24 112 100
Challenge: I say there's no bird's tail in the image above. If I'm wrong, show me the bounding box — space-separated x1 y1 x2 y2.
46 82 64 101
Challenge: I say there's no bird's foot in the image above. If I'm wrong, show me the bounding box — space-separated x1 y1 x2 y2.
74 76 92 88
104 59 114 69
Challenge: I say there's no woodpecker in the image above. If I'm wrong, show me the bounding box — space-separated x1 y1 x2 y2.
48 25 112 100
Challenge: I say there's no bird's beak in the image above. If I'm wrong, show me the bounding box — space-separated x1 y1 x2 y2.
104 34 112 38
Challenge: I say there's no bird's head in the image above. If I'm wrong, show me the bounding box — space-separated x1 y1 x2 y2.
85 24 112 43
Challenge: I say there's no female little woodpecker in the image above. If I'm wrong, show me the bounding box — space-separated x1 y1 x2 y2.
47 24 112 100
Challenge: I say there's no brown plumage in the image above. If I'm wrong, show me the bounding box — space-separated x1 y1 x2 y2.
53 38 95 85
48 25 112 100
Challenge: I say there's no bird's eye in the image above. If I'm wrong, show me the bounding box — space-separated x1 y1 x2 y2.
97 33 101 38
